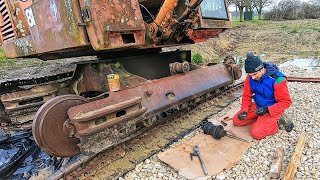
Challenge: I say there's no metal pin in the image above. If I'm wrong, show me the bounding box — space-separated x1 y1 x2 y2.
190 145 208 176
225 133 249 142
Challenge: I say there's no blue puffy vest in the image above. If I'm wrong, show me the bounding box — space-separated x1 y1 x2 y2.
250 71 285 108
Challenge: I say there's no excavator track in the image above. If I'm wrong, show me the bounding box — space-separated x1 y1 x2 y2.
0 71 75 95
48 82 244 180
0 69 75 130
31 62 241 157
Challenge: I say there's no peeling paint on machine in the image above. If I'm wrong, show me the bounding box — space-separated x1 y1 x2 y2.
0 0 231 59
78 0 146 50
14 37 34 54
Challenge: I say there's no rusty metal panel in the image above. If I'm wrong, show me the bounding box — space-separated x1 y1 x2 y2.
67 64 233 137
2 36 36 58
27 0 89 54
4 0 33 39
78 0 145 50
0 0 37 57
199 19 231 29
190 29 223 43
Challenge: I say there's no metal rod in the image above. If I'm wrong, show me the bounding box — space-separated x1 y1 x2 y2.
198 155 208 176
225 133 249 142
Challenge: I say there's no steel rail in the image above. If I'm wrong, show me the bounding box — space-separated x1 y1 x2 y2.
287 77 320 83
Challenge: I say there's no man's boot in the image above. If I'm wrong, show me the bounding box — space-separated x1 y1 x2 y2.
278 115 294 132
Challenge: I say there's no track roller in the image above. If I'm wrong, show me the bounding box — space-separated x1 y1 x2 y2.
32 95 89 157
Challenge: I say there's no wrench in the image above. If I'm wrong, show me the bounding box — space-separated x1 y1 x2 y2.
190 145 208 176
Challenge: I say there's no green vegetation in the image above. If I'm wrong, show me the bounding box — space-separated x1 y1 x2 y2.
280 25 298 33
280 24 320 33
0 47 17 65
192 53 203 65
237 57 244 69
0 47 42 71
231 16 271 27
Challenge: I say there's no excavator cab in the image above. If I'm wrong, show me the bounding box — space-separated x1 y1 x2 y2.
200 0 229 19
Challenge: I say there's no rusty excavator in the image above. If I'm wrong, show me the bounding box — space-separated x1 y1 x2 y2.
0 0 241 158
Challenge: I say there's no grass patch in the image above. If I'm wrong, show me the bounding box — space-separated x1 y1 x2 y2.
232 16 271 27
280 25 299 33
0 48 10 62
0 47 42 70
280 22 320 33
0 48 17 65
192 53 203 65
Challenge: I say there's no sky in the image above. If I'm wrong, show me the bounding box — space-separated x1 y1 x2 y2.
228 0 312 12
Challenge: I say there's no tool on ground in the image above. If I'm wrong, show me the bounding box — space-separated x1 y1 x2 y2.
223 117 233 121
278 115 294 132
220 120 227 126
190 145 208 176
202 121 249 142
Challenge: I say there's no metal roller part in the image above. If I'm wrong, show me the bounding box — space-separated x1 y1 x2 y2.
32 95 89 157
169 62 190 75
203 121 249 142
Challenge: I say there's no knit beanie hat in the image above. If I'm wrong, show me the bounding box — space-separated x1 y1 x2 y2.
244 52 263 73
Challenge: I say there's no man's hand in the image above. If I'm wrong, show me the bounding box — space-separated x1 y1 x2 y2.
238 111 247 120
256 107 269 116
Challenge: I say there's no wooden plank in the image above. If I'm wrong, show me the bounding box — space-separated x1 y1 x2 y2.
283 133 306 180
157 133 251 179
269 147 284 178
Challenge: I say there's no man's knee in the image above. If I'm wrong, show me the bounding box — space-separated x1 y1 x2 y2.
251 128 267 140
251 119 278 140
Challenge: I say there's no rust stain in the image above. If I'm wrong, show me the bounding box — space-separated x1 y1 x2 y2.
68 64 233 138
14 36 35 54
127 20 134 26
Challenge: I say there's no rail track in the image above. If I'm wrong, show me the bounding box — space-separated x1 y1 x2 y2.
287 77 320 83
46 82 244 180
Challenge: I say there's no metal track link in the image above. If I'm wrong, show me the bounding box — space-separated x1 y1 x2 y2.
48 82 244 180
0 71 74 95
0 70 75 129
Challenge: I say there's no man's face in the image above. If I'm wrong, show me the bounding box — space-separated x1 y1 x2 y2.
248 69 264 81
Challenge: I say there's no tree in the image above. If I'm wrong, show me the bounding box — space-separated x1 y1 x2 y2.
299 1 320 18
278 0 301 19
246 0 255 12
253 0 273 20
264 0 302 20
231 0 252 21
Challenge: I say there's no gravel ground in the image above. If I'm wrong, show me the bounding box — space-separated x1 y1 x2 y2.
123 61 320 180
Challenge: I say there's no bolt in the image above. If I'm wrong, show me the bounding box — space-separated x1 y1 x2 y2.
145 90 153 97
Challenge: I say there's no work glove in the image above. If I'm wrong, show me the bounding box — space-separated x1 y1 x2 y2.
256 107 269 116
238 111 247 120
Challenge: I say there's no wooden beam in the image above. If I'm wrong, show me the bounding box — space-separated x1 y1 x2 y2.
269 147 284 179
283 132 306 180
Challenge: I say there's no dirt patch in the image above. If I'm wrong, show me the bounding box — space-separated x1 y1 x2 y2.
165 19 320 64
